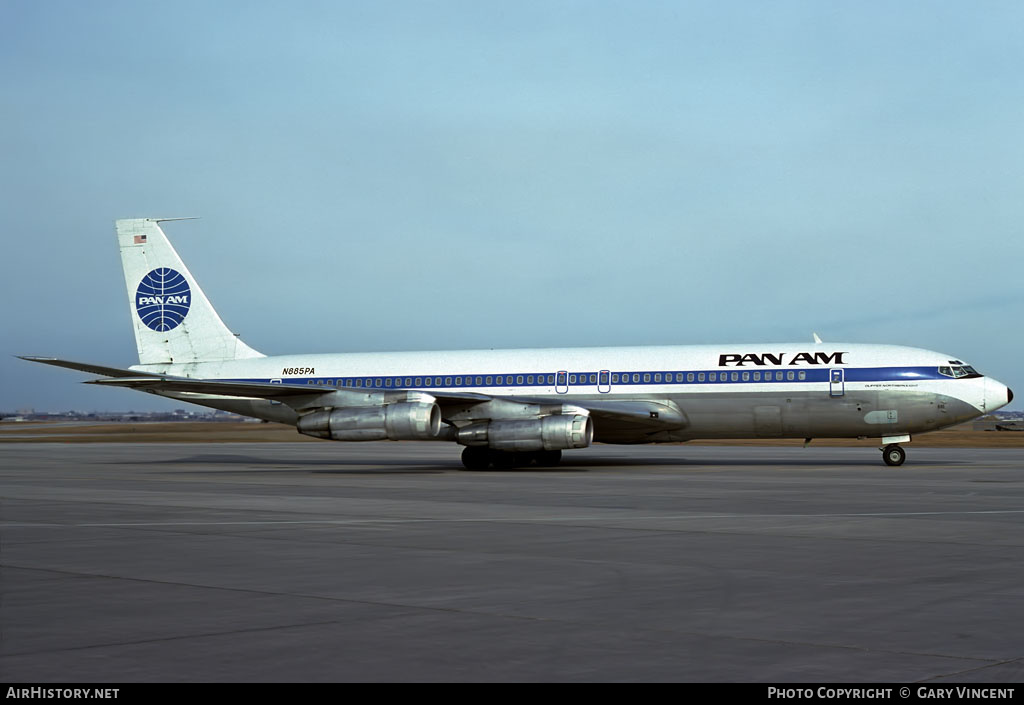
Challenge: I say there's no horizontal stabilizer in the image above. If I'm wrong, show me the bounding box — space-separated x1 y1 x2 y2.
18 356 156 379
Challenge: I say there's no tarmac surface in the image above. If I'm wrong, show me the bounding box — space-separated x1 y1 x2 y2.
2 441 1023 682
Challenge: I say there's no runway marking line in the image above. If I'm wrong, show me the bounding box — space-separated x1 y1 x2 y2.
4 508 1024 529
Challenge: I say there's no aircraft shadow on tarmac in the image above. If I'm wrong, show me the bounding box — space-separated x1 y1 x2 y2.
126 452 970 472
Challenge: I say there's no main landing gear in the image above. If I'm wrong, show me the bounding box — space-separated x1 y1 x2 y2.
882 444 906 467
461 446 562 470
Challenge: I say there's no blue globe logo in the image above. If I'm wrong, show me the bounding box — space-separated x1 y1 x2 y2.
136 268 191 331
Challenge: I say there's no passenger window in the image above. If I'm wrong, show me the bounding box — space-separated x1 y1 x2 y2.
643 373 651 383
742 372 749 382
485 376 493 385
475 376 483 385
526 375 533 384
632 373 640 383
375 378 382 387
731 372 738 382
445 377 452 386
385 378 393 387
709 372 716 382
698 373 705 382
798 371 806 381
355 379 362 387
786 371 795 381
687 373 694 382
753 371 760 381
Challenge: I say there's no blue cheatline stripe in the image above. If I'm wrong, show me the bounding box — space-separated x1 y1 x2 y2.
228 366 950 390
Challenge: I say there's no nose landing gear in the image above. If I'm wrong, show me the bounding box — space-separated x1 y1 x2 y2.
882 444 906 466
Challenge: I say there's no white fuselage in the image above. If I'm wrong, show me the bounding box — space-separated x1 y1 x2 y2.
135 342 1011 443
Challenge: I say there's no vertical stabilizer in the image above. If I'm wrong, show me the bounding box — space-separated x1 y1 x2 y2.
115 218 264 365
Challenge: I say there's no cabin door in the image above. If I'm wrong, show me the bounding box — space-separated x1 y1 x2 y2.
829 368 845 397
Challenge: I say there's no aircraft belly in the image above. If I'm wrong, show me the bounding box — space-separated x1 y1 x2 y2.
658 389 976 441
661 392 813 440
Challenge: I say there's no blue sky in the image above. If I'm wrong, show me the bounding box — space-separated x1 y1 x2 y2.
2 1 1022 411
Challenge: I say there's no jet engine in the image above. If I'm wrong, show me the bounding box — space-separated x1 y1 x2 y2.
457 414 592 451
297 402 441 441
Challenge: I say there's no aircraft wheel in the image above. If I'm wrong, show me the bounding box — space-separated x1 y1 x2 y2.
882 444 906 467
489 450 518 469
461 446 491 470
534 449 562 467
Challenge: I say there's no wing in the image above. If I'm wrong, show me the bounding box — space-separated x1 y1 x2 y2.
20 357 489 402
22 356 685 440
84 376 686 438
84 375 492 404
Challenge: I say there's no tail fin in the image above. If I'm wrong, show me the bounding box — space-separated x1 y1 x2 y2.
115 218 264 365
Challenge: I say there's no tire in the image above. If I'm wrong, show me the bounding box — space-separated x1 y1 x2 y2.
489 450 518 469
882 444 906 467
534 449 562 467
461 446 491 470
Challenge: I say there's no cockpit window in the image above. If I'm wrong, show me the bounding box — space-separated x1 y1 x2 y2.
939 365 980 378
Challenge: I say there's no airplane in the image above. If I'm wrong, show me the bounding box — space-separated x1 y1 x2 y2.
22 217 1013 469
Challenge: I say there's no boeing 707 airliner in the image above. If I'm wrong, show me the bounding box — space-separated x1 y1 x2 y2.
22 218 1013 468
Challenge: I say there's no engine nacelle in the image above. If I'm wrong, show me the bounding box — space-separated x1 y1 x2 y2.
457 414 593 451
297 402 441 441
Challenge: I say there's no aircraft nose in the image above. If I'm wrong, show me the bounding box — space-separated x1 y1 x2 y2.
985 378 1013 412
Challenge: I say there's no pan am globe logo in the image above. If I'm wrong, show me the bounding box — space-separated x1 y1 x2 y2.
135 268 191 331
